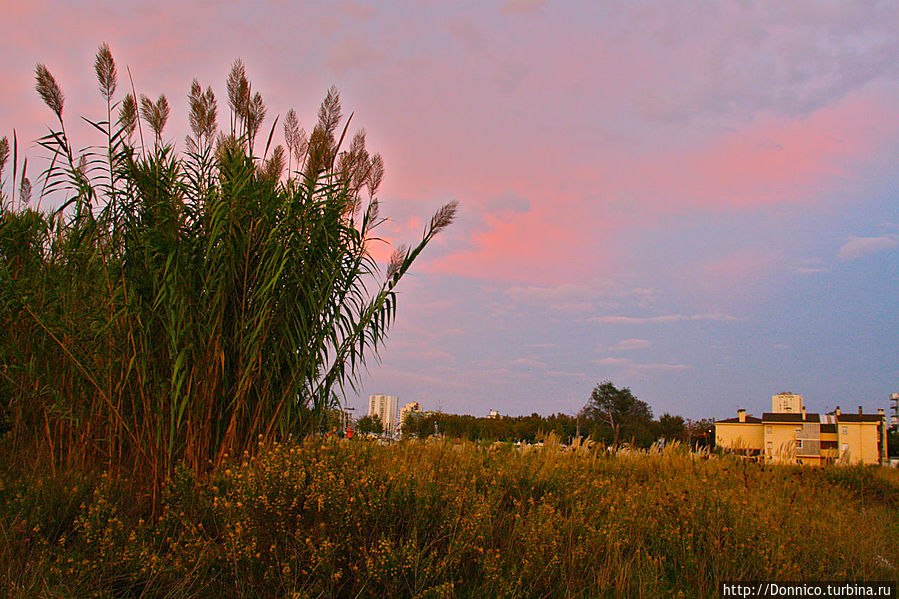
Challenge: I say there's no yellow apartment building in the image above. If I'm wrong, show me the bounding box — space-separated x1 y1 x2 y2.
716 393 888 466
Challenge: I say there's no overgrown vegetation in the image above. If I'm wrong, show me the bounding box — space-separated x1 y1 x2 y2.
0 44 455 491
2 438 897 598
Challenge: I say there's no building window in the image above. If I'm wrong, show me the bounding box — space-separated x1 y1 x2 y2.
841 426 848 435
766 426 773 434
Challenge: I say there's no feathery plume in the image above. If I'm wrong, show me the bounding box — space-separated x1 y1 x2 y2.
35 64 65 119
348 130 370 192
305 126 330 177
140 94 170 140
262 145 285 181
188 80 218 141
226 59 250 122
284 109 299 154
118 93 137 136
203 86 217 138
19 177 31 205
387 245 407 280
429 201 458 236
188 80 204 139
246 91 266 145
215 132 240 161
0 137 8 180
367 154 384 197
94 42 117 101
295 128 308 161
365 198 380 225
317 86 341 138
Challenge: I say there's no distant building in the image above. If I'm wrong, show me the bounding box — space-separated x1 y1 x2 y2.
772 392 803 413
487 409 500 419
399 401 421 431
890 393 898 429
368 394 398 436
716 394 888 466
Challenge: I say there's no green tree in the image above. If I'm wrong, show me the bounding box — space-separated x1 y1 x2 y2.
356 414 383 435
581 381 654 446
400 410 423 438
887 428 898 459
656 413 686 443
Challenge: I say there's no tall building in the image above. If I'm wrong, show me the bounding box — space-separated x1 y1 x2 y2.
890 393 898 429
772 392 803 413
368 394 398 436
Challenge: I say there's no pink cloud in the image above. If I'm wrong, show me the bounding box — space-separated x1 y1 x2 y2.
428 203 612 283
673 94 897 207
837 235 899 262
589 313 736 324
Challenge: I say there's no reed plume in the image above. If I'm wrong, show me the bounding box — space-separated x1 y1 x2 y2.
119 94 138 136
0 136 8 201
140 94 170 143
35 64 64 119
94 42 117 101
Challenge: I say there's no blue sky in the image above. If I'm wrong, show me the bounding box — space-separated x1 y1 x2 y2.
1 0 897 420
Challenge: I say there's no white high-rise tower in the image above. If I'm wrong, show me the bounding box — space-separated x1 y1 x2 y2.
368 394 398 435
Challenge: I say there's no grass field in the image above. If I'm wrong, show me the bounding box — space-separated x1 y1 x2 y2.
2 436 897 598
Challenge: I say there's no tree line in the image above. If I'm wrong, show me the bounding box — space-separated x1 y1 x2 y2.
397 382 714 447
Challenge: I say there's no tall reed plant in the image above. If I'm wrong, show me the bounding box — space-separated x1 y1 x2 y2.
0 44 455 491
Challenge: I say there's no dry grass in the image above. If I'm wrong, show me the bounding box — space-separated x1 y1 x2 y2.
1 438 896 598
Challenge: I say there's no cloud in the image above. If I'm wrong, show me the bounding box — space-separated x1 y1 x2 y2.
327 36 381 75
503 281 641 313
546 370 587 378
509 357 548 369
837 235 899 262
597 357 690 374
606 339 652 351
588 313 737 324
501 0 549 15
339 2 376 19
597 357 632 367
625 2 899 123
793 258 829 274
446 17 488 54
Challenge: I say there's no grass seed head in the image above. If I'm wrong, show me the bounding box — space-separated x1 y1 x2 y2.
94 42 117 102
35 63 65 119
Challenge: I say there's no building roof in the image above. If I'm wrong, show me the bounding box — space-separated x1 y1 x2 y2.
716 416 762 424
836 414 882 423
761 412 820 423
718 411 883 425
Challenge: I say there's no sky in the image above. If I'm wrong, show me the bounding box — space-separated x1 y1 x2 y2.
1 1 897 420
